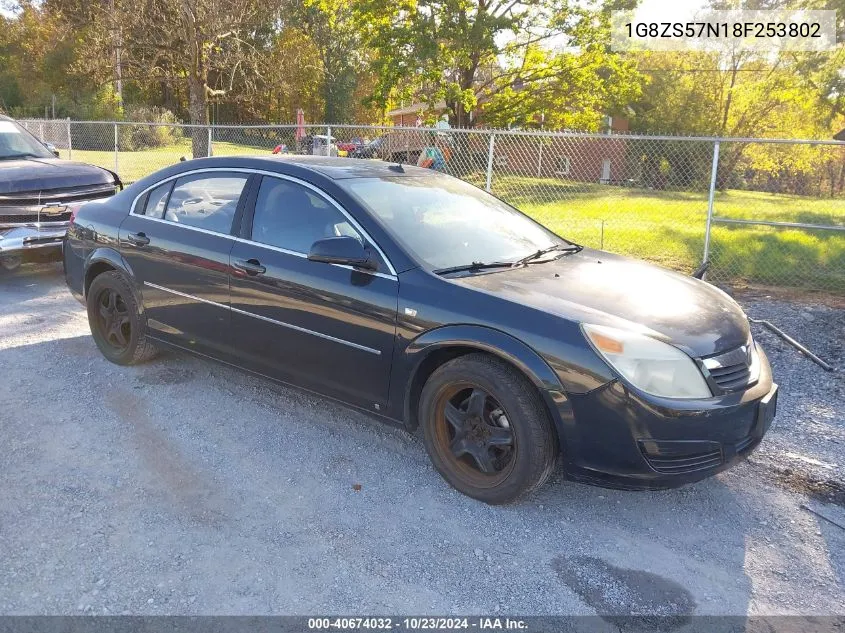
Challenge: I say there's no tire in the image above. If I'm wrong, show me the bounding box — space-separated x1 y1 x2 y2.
419 353 558 504
86 270 157 365
0 255 22 272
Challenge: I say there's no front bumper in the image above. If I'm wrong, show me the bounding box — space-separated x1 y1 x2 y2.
0 224 68 259
562 343 777 490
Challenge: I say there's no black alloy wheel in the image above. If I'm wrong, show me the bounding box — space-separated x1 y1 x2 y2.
86 271 157 365
434 384 517 486
94 286 131 352
420 353 559 504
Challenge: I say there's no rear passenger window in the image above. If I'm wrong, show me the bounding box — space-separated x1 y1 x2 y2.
143 182 173 219
163 173 248 234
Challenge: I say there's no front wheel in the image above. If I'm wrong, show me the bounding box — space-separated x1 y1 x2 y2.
419 354 559 504
86 271 157 365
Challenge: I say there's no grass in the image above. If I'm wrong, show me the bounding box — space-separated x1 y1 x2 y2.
58 144 845 293
60 139 264 184
490 176 845 293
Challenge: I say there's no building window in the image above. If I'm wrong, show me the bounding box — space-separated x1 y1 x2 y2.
555 156 571 176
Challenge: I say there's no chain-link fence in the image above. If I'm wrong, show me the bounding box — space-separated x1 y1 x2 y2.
19 119 845 294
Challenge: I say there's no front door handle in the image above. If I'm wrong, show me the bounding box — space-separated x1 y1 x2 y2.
233 258 266 276
126 231 150 246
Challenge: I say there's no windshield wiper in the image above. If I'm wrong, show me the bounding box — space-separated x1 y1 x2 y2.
512 244 582 267
433 261 515 276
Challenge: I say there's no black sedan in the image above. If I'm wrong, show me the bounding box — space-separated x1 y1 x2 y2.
64 155 777 504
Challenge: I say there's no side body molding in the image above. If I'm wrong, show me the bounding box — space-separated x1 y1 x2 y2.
397 324 574 440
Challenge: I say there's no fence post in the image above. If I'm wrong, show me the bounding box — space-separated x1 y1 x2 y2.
485 133 496 192
326 126 332 156
66 118 72 160
39 121 44 141
537 140 543 177
114 123 119 173
702 139 720 276
207 126 213 157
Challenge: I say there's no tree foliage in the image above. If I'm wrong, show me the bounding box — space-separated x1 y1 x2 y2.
0 0 843 175
357 0 641 129
628 45 844 190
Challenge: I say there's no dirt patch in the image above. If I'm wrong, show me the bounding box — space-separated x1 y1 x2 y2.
104 386 227 526
732 285 845 309
551 555 696 631
135 366 196 386
764 463 845 508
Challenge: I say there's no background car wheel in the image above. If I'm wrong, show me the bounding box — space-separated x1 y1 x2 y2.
0 255 22 272
419 353 558 504
86 271 157 365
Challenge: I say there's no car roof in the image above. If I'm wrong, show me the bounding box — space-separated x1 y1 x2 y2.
124 154 446 202
261 155 434 180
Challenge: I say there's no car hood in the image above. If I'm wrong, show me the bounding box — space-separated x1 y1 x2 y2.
0 158 114 194
452 248 750 358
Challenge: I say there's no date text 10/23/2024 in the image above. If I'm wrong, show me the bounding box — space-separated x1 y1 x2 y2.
307 617 529 631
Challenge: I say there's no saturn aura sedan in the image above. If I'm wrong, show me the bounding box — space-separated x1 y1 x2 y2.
64 155 777 504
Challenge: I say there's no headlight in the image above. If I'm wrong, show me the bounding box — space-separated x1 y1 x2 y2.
582 323 712 399
748 339 761 382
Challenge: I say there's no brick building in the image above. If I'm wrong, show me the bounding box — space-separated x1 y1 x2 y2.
386 101 631 184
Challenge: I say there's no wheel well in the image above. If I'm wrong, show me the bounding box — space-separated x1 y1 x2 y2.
84 261 117 297
406 346 558 435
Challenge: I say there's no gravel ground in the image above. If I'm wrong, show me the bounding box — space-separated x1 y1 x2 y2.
1 264 844 617
740 293 845 499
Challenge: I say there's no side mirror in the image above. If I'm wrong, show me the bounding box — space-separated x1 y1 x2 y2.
308 236 375 270
44 142 59 158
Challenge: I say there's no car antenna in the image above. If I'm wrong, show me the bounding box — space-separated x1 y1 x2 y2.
388 163 405 173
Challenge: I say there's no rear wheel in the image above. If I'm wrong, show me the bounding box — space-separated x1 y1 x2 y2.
419 353 558 504
0 255 22 272
86 271 157 365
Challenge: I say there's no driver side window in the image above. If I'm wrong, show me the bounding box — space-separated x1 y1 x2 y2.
162 173 248 234
250 177 361 254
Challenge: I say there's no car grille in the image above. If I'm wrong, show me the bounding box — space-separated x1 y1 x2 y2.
641 434 761 475
0 182 114 228
709 363 752 391
0 211 72 224
0 182 116 207
702 344 755 393
639 440 723 474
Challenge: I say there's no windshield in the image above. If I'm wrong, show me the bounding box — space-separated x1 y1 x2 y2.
0 120 54 160
340 175 566 271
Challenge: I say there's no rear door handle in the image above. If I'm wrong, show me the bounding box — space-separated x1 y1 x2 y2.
126 231 150 246
233 258 266 276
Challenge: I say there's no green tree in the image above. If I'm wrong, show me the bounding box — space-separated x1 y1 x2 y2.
284 0 366 123
0 1 104 118
629 51 831 187
74 0 276 155
358 0 641 128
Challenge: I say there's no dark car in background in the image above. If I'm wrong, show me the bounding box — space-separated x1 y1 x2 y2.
0 114 119 271
349 136 385 159
63 155 777 504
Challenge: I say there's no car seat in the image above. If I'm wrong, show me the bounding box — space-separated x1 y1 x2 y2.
254 183 343 253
